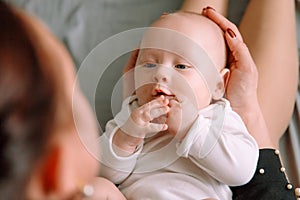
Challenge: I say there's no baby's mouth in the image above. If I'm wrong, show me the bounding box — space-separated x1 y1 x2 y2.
152 85 177 101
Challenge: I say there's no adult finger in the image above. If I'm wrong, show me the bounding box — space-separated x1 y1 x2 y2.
224 29 257 73
202 7 243 41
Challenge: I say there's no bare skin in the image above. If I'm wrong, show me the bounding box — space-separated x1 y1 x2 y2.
180 0 299 149
202 8 273 148
239 0 298 148
115 12 229 155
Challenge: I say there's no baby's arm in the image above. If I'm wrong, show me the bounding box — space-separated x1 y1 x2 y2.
177 101 259 186
99 96 170 183
99 119 138 184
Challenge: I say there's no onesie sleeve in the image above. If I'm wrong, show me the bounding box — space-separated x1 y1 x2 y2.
176 99 259 186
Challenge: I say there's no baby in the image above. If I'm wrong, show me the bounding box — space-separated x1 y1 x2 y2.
100 11 258 200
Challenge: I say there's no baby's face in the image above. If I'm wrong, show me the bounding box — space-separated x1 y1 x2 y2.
134 12 227 110
135 48 211 110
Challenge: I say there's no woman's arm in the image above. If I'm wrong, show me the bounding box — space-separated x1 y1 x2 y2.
203 8 298 198
203 8 274 148
183 0 298 149
239 0 299 148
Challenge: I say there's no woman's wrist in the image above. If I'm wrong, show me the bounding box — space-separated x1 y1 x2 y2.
233 100 275 148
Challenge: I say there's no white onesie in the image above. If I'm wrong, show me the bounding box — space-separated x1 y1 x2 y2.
99 96 259 200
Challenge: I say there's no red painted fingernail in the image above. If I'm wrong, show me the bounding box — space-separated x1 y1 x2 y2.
206 6 216 11
227 28 236 38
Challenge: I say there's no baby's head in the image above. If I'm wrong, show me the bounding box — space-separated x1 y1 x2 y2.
153 11 227 71
135 11 229 110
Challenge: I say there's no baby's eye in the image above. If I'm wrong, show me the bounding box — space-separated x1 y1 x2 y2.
175 64 189 70
143 63 157 68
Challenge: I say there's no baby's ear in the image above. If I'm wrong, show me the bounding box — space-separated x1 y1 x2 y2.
212 68 230 100
221 68 230 89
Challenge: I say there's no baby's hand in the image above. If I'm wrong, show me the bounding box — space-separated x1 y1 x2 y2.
113 96 170 156
122 95 170 138
113 96 170 154
165 99 182 138
166 99 198 140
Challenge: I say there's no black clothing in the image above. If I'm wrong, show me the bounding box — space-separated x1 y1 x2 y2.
231 149 296 200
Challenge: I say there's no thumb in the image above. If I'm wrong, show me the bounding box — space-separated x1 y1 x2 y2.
225 29 256 73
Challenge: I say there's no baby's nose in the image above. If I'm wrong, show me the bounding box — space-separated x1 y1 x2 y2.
152 65 170 83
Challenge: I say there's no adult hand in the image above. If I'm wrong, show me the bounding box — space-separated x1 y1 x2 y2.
202 7 274 148
203 7 258 114
122 49 139 99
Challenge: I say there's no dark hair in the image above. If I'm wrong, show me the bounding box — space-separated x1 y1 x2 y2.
0 2 57 199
